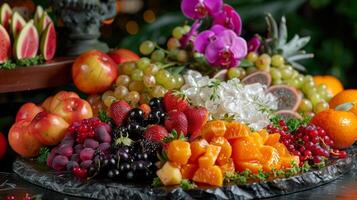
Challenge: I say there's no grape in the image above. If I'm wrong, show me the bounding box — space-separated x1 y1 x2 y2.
71 154 79 162
177 50 188 62
99 143 111 152
151 50 165 62
162 76 177 90
80 148 95 161
237 68 247 79
167 37 180 50
150 85 167 98
83 138 99 149
115 75 130 86
246 52 258 63
227 67 241 79
139 93 151 104
304 75 314 83
95 126 112 143
126 91 140 105
57 144 73 157
174 75 185 88
101 90 114 102
119 162 131 171
246 67 258 75
280 67 293 80
74 144 83 154
286 79 300 88
52 155 69 171
183 25 191 33
144 64 160 75
255 54 271 70
302 81 316 94
87 94 101 105
298 99 313 112
114 86 129 99
126 171 135 180
271 54 284 68
103 96 117 107
66 161 79 171
270 68 281 80
291 70 299 79
47 147 58 167
137 57 151 70
139 40 155 55
131 69 144 81
80 160 93 169
129 81 144 92
310 93 322 106
172 27 184 39
122 62 136 75
61 135 75 146
314 101 329 113
143 75 156 88
155 70 170 85
273 79 283 85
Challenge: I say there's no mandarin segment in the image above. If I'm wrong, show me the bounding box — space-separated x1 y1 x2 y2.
181 163 198 179
200 120 227 142
219 158 235 174
189 138 209 163
198 144 221 167
265 133 281 146
210 137 232 165
225 122 251 140
167 140 192 165
235 162 263 174
259 146 281 171
193 165 223 187
231 137 263 163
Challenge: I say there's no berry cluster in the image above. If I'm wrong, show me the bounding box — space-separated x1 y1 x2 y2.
47 118 112 178
267 120 347 165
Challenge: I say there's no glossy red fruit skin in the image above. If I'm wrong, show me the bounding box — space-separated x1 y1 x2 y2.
164 110 188 136
15 102 44 122
108 48 140 65
109 100 132 126
163 91 189 112
0 132 7 159
184 106 209 138
144 125 169 142
72 50 118 94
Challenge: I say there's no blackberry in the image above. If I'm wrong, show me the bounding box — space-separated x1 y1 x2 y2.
135 139 162 159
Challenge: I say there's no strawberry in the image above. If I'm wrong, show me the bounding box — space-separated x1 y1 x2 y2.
144 125 169 142
164 110 188 136
109 100 131 126
163 91 189 112
184 106 209 140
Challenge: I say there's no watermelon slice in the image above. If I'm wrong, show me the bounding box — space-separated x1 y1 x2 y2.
0 3 12 30
14 20 39 60
10 12 26 37
40 22 56 60
37 12 52 34
0 24 11 64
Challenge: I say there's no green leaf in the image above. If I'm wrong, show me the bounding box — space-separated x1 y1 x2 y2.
239 59 254 68
36 147 50 165
152 177 163 187
98 110 111 123
180 179 197 189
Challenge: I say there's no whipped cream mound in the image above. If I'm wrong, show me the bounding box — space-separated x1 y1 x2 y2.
181 70 278 130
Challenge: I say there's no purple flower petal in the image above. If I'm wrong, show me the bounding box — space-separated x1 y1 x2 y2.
213 4 242 35
247 35 261 52
181 0 200 19
180 20 202 48
204 0 224 16
194 30 215 53
181 0 223 20
210 24 227 35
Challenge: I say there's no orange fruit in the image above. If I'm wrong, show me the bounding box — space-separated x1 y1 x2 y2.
231 137 262 163
314 75 344 97
259 146 281 171
311 108 357 149
225 122 251 140
329 89 357 116
250 132 265 146
189 138 209 163
198 144 221 167
235 161 263 173
193 165 223 187
181 164 198 179
258 129 269 144
265 133 281 146
167 140 192 165
219 158 235 174
272 142 290 156
201 120 226 142
280 156 300 169
210 137 232 165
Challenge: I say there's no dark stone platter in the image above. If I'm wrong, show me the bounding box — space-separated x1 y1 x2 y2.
12 151 356 200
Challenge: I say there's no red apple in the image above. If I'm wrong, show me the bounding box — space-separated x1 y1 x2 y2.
51 97 93 124
72 50 118 94
108 48 140 65
29 111 69 146
42 96 53 111
0 132 7 159
15 103 44 122
49 91 80 113
8 121 42 158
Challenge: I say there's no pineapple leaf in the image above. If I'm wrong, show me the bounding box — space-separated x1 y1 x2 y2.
278 16 287 48
266 13 278 40
289 61 307 71
287 53 314 62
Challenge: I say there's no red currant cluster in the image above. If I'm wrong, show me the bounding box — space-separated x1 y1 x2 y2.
68 118 106 143
267 120 347 165
5 193 31 200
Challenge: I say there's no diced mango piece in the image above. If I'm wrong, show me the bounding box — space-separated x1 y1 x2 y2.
157 162 182 186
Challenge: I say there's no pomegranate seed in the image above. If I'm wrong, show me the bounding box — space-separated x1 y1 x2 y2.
339 151 347 158
6 195 16 200
23 193 31 200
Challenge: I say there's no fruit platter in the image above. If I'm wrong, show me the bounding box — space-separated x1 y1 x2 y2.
3 0 357 199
